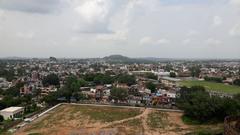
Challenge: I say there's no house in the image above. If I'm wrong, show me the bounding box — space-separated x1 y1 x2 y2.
160 77 180 88
95 85 104 101
0 78 11 89
20 85 33 95
41 86 57 96
0 107 24 120
116 83 129 89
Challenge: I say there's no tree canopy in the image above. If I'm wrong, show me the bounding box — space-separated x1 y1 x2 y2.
177 86 240 123
234 79 240 86
170 72 176 78
42 74 60 86
117 74 136 86
110 88 128 102
146 82 157 93
144 73 158 80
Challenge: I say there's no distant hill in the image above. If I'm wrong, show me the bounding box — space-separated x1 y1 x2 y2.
103 55 130 61
103 55 155 64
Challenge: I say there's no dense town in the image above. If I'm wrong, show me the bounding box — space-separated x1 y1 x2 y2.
0 55 240 134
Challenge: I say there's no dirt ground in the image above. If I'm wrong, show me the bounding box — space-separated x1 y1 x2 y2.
15 105 222 135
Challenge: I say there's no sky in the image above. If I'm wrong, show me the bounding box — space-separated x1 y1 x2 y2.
0 0 240 59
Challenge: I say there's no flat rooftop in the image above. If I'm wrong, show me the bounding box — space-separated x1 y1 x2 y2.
0 107 23 112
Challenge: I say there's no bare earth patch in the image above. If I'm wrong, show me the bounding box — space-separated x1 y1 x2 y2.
15 104 223 135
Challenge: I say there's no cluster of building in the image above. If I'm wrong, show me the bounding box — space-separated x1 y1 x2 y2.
0 58 239 120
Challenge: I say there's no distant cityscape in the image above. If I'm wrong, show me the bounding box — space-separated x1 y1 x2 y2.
0 55 239 134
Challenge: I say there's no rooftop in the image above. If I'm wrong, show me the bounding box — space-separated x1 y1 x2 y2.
0 107 23 112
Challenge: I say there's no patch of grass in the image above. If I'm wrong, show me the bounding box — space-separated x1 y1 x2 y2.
24 104 142 133
180 80 240 94
186 128 223 135
124 118 142 127
182 115 201 125
27 133 42 135
147 111 169 129
74 105 142 122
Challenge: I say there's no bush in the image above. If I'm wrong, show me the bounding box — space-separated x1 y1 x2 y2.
177 86 240 123
42 74 60 86
0 115 4 122
233 79 240 86
204 76 223 83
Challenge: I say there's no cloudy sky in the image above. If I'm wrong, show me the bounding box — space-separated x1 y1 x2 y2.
0 0 240 58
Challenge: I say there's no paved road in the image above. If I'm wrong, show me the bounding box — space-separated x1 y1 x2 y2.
10 103 183 133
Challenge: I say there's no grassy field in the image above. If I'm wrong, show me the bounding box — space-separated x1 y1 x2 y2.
180 80 240 94
147 111 170 129
15 104 224 135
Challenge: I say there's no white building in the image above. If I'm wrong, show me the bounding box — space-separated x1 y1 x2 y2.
0 107 24 120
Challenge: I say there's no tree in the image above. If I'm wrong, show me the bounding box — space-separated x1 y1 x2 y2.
204 76 223 83
1 96 22 107
93 74 114 85
42 92 59 106
0 115 4 122
42 74 60 87
0 68 15 81
110 88 128 102
145 73 158 80
164 64 173 72
4 86 20 97
177 86 240 123
146 82 156 93
170 72 176 78
117 74 136 86
190 66 201 78
233 79 240 86
59 76 87 102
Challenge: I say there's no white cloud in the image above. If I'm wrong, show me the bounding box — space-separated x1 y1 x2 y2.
205 38 222 45
229 23 240 36
139 37 154 45
96 30 127 41
0 0 239 58
72 0 126 34
186 30 198 36
74 0 112 23
213 16 222 27
0 0 63 13
182 39 192 44
157 39 170 44
140 37 170 45
0 10 4 18
16 32 35 39
230 0 240 7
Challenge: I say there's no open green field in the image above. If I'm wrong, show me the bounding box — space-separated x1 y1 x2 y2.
180 80 240 94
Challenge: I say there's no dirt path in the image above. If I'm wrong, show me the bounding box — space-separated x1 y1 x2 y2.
99 108 150 129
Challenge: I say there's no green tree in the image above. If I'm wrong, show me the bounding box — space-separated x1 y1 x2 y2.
145 73 158 80
42 74 60 87
4 86 20 97
190 66 201 78
110 88 128 102
93 74 114 85
0 115 4 122
233 79 240 86
117 74 136 86
60 76 87 102
42 92 59 106
170 72 176 78
146 82 157 93
177 86 240 123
